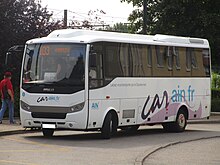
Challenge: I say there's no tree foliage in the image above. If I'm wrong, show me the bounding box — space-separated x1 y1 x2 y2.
0 0 63 61
104 23 132 33
121 0 220 65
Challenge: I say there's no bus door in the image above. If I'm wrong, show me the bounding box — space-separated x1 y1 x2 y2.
88 44 105 128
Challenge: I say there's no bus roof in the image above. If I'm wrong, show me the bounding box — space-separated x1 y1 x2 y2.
26 29 209 48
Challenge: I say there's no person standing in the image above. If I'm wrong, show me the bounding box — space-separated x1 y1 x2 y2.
0 72 15 124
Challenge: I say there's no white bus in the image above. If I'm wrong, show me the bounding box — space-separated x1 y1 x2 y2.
20 29 211 139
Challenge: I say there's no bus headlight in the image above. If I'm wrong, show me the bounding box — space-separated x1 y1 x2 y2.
20 101 31 111
70 102 85 113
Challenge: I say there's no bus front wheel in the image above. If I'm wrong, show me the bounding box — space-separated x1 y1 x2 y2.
101 113 117 139
42 129 54 137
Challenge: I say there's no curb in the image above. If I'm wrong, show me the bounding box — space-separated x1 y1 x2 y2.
0 127 41 137
211 112 220 116
188 112 220 124
135 136 220 165
0 130 26 136
188 119 220 124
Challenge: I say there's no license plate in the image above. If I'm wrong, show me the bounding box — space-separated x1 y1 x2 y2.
42 124 56 129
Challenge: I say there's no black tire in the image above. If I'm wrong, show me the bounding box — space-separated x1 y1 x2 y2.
42 129 54 137
101 113 117 139
162 109 187 133
121 125 140 132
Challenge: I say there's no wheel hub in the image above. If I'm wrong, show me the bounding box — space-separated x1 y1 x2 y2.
178 114 185 128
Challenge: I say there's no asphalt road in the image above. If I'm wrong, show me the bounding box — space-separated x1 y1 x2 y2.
0 121 220 165
144 137 220 165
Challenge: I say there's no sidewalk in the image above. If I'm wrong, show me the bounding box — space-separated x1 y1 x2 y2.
189 112 220 124
0 118 40 136
0 119 25 136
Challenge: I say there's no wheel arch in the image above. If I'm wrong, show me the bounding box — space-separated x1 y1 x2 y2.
102 108 119 128
178 105 189 120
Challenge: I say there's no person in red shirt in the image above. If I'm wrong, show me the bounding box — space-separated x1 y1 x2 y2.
0 72 15 124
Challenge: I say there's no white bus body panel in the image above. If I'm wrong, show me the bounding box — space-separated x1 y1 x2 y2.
20 89 88 129
88 78 211 129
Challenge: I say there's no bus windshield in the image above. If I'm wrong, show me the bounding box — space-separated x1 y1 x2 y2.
22 43 86 86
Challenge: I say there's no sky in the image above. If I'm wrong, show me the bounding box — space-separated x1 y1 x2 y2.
40 0 135 26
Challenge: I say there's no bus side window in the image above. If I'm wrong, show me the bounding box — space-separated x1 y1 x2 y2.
192 48 206 77
89 43 104 89
168 46 180 71
153 45 171 77
156 46 165 67
202 49 210 77
186 48 198 75
147 45 152 67
174 47 180 70
105 42 123 78
191 49 198 69
186 48 192 71
89 52 97 78
167 47 173 70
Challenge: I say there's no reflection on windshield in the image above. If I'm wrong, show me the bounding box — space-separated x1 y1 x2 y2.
23 43 86 86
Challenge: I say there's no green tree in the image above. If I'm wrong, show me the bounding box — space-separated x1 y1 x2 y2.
104 23 132 33
121 0 220 65
0 0 62 62
0 0 63 117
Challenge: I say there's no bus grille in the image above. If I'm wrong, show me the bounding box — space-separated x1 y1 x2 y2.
31 112 66 119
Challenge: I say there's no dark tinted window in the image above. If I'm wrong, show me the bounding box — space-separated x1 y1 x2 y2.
89 42 210 89
186 48 198 71
105 43 123 78
147 45 152 67
202 49 210 76
89 43 104 88
156 46 166 67
167 46 180 70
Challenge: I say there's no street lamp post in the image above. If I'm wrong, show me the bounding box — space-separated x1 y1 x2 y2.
64 9 67 28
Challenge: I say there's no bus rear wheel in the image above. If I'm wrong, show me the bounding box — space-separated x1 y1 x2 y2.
42 129 54 137
162 109 187 132
101 113 117 139
174 109 187 132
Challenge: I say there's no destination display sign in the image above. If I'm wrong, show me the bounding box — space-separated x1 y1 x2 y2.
39 44 71 56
